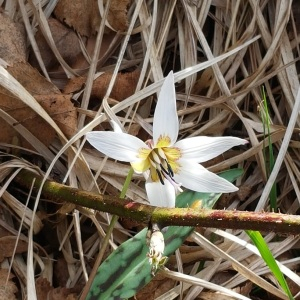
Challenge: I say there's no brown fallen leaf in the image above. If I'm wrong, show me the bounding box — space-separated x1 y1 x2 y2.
135 273 175 300
0 231 28 262
29 17 117 72
34 94 77 139
53 256 70 288
0 62 77 148
52 255 85 295
0 12 77 148
29 17 83 71
36 277 77 300
106 0 130 32
74 31 118 71
237 185 252 201
0 269 18 300
64 70 140 102
0 12 26 64
54 0 130 36
54 0 101 37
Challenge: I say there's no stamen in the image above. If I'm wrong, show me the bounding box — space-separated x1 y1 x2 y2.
151 151 161 164
160 163 169 176
157 148 167 160
166 160 174 177
156 169 165 185
149 158 157 168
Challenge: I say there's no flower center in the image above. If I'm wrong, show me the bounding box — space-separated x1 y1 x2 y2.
149 148 174 183
146 140 182 193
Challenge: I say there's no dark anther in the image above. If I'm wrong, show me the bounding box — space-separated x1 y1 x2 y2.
156 169 165 184
166 161 174 177
160 164 169 176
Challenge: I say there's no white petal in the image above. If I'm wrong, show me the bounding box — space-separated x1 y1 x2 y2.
109 120 123 133
175 136 248 163
146 179 176 207
86 131 147 162
153 71 179 146
174 159 238 193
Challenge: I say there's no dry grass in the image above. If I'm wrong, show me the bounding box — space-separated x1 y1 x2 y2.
0 0 300 299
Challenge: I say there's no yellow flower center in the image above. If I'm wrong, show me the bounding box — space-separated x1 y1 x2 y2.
131 135 182 187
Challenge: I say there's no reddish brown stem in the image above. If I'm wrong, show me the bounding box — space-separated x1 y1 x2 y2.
14 169 300 234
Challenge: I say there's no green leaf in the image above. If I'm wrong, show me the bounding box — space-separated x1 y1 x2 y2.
87 169 243 300
246 230 294 300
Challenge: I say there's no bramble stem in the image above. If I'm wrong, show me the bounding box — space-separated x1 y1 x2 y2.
14 170 300 234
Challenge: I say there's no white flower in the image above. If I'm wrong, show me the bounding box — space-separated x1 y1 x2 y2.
86 71 247 207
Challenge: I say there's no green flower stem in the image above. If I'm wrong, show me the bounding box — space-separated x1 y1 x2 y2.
15 169 300 234
80 167 134 300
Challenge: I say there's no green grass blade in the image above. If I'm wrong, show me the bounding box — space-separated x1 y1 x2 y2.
260 87 277 211
246 230 294 299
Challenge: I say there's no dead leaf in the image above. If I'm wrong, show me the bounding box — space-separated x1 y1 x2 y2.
8 62 59 94
64 70 140 102
0 227 28 263
0 62 77 148
54 0 101 36
30 17 117 72
0 10 77 148
36 277 77 300
73 32 117 70
53 256 69 287
34 94 77 139
53 255 85 295
107 0 130 32
237 185 252 201
36 278 52 300
29 18 82 70
135 273 175 299
54 0 130 36
0 12 26 64
0 269 18 300
0 236 28 262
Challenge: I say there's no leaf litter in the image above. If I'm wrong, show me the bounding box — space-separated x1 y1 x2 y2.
0 1 299 299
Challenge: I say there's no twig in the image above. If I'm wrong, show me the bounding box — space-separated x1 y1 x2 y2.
14 169 300 234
